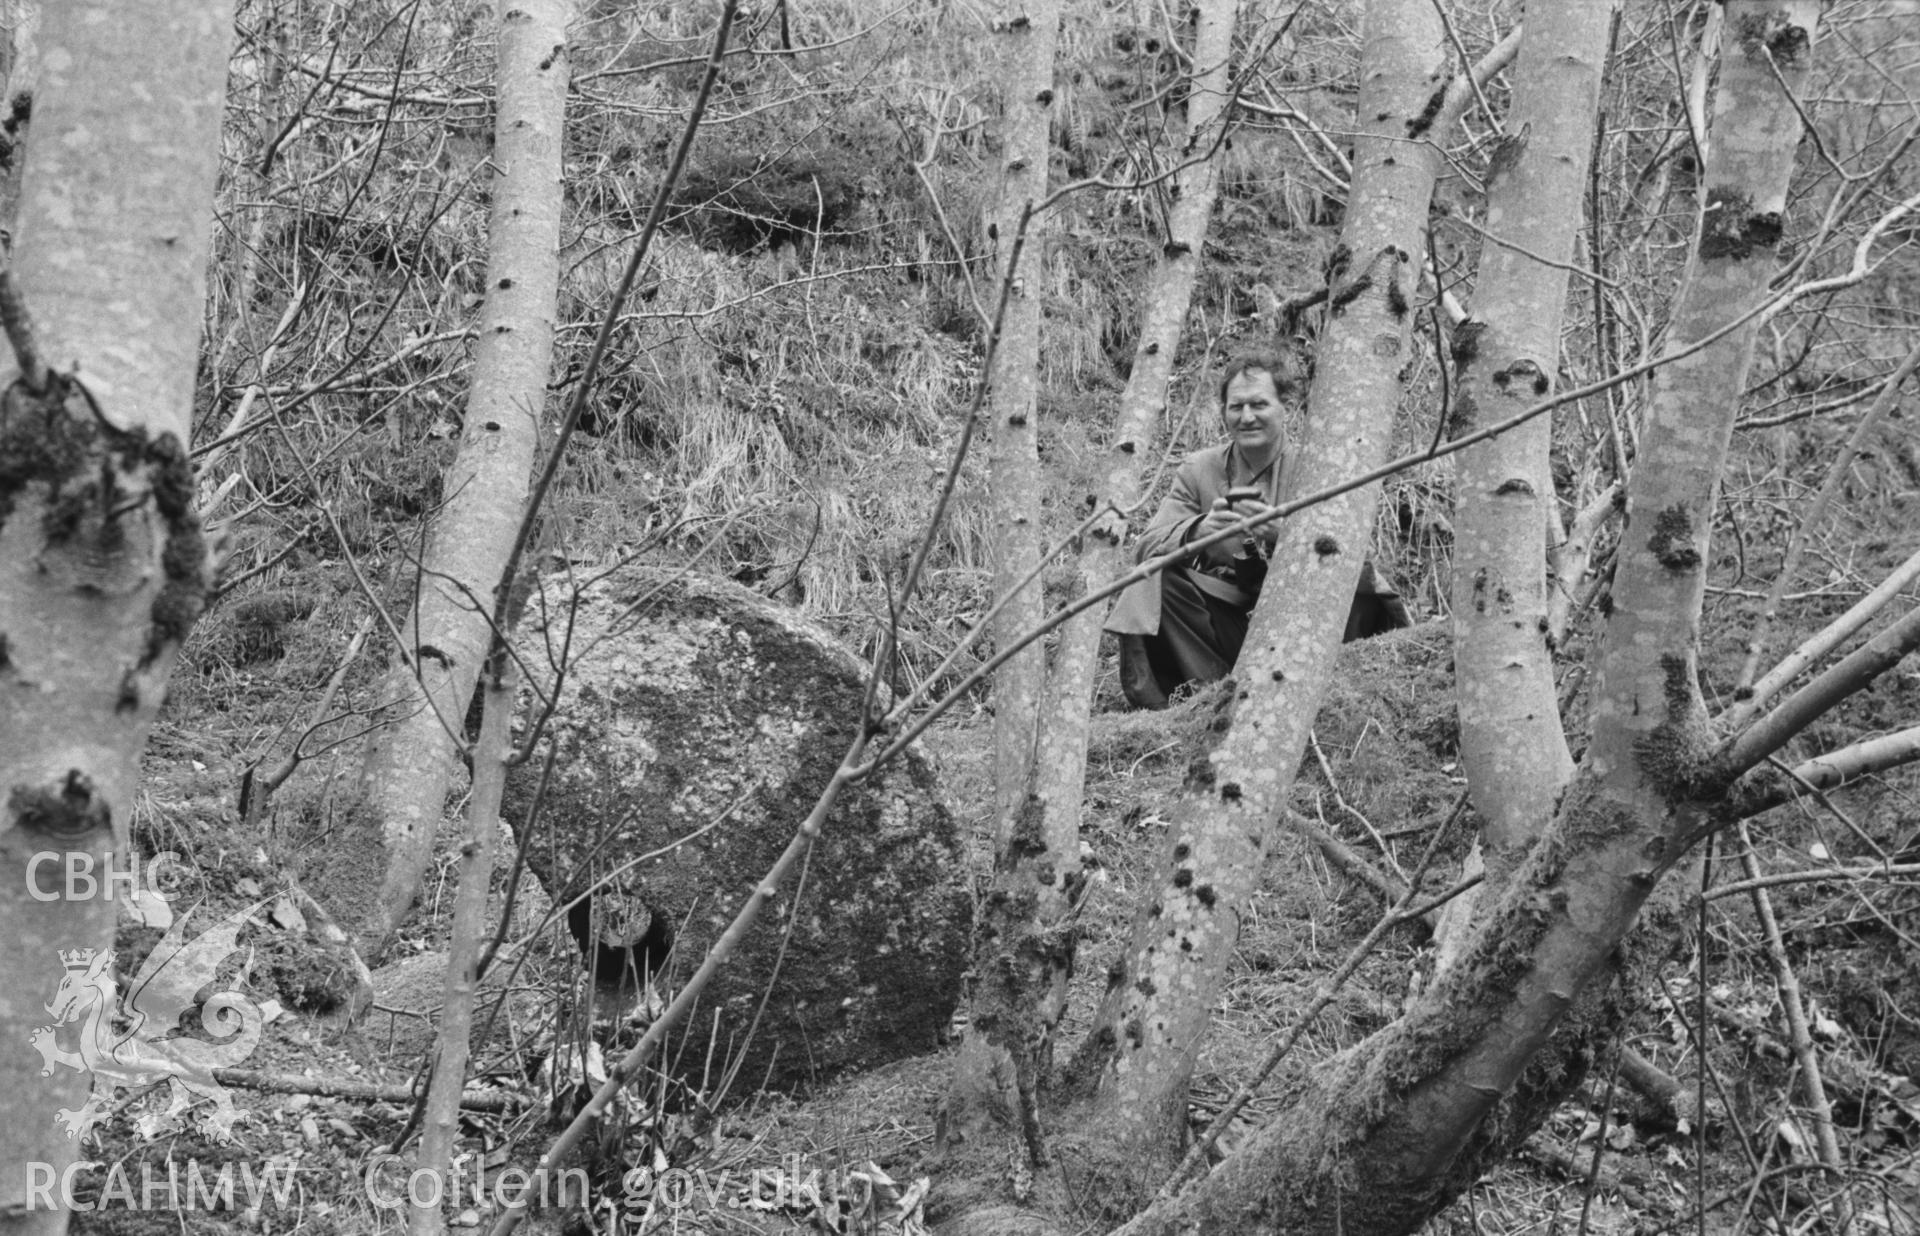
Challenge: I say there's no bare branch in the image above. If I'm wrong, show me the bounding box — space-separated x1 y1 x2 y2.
1730 335 1920 701
1719 604 1920 780
1705 861 1920 903
1727 546 1920 729
1732 725 1920 821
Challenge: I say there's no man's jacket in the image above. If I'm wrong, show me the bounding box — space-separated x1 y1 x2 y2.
1105 444 1289 636
1104 443 1405 637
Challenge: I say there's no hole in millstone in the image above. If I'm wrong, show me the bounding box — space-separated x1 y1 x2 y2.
566 886 675 994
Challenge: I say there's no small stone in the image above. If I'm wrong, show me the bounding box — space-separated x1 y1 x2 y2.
268 896 307 932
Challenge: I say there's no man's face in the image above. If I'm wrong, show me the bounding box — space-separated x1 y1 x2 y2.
1221 368 1286 456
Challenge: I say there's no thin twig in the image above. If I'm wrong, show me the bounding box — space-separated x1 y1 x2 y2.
241 612 376 823
1738 822 1853 1234
1308 731 1407 884
1426 0 1502 136
1731 336 1920 700
1728 545 1920 729
1702 861 1920 903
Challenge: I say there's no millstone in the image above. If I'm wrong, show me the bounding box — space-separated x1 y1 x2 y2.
502 565 971 1092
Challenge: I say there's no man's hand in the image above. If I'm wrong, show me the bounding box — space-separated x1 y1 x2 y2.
1194 497 1276 565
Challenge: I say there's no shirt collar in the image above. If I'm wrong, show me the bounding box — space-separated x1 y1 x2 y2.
1227 443 1283 490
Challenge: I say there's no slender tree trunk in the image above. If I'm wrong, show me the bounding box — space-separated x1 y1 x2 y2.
412 655 516 1236
1004 0 1242 1104
1033 0 1239 895
1066 0 1448 1193
325 0 572 958
1113 5 1822 1232
939 0 1064 1161
1434 0 1612 964
0 0 233 1229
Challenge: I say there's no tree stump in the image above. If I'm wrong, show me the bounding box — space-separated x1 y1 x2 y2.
502 565 971 1093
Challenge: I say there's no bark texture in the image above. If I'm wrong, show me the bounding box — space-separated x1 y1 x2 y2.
318 0 572 958
1113 5 1821 1232
946 0 1243 1172
413 656 517 1236
941 0 1069 1161
1035 0 1239 857
0 0 233 1228
1437 0 1612 957
500 566 971 1092
983 0 1060 835
1067 0 1447 1197
0 0 33 244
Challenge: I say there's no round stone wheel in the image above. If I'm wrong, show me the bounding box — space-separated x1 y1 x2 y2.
502 565 971 1093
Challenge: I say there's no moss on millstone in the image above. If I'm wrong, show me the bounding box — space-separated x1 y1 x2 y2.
502 566 972 1094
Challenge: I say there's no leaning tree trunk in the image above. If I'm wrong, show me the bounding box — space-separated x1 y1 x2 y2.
0 1 233 1230
1114 4 1822 1232
1063 0 1449 1197
958 0 1242 1174
939 0 1066 1162
1434 0 1613 966
324 0 572 958
1030 0 1240 940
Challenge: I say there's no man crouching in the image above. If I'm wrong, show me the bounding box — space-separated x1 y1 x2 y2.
1105 351 1411 709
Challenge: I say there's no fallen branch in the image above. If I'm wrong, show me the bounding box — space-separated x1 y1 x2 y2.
1283 809 1436 932
210 1068 524 1113
1616 1047 1702 1129
1703 861 1920 903
1522 1134 1673 1215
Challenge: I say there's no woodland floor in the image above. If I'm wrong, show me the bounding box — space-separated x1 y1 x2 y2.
66 529 1920 1236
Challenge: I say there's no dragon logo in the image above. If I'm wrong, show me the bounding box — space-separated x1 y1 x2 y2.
30 896 263 1143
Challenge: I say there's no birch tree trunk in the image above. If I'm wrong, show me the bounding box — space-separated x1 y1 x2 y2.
1434 0 1613 965
0 0 34 242
1113 5 1823 1231
939 0 1064 1159
1032 0 1239 901
962 0 1241 1155
411 656 516 1236
324 0 572 958
0 0 233 1228
1065 0 1447 1191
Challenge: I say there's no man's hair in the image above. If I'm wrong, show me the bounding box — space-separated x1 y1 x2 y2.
1217 349 1304 407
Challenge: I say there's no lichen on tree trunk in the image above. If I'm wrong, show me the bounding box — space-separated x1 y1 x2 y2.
0 0 233 1227
1063 0 1450 1202
1435 0 1613 965
940 0 1071 1170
